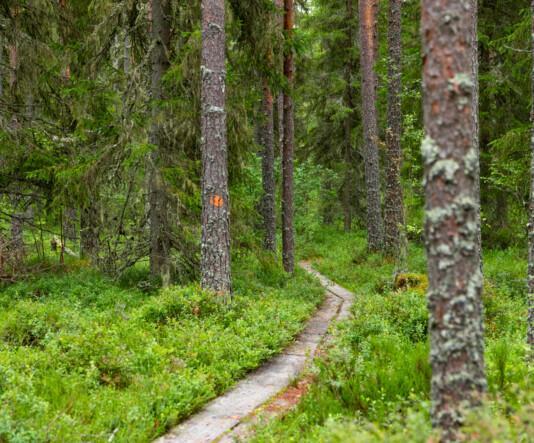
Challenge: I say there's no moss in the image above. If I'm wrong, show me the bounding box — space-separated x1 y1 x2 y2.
394 273 429 296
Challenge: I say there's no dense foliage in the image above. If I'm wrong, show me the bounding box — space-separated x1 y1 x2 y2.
0 0 532 441
0 254 323 441
252 228 532 442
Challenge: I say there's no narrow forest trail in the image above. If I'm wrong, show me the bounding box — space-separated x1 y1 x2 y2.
155 262 354 443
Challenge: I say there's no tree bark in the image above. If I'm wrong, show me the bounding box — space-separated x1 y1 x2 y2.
148 0 172 287
275 0 284 157
384 0 405 258
343 0 355 233
282 0 295 273
260 80 277 252
421 1 487 439
528 0 534 351
359 0 383 252
201 0 232 294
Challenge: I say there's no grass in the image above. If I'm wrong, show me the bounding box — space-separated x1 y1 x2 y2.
0 251 324 442
251 226 532 442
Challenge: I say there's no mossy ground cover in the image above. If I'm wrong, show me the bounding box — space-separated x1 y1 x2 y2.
0 252 323 443
252 227 532 442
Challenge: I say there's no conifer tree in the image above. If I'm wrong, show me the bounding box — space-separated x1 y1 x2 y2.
282 0 295 273
148 0 171 286
422 0 487 438
200 0 232 294
384 0 405 259
359 0 383 251
528 0 534 350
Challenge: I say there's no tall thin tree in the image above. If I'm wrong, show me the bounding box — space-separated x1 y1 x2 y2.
384 0 405 259
282 0 295 273
422 0 487 439
200 0 232 294
275 0 284 155
359 0 383 251
342 0 356 233
259 78 276 252
528 0 534 351
148 0 171 286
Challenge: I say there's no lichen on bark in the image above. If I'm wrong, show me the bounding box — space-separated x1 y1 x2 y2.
200 0 232 295
422 0 487 439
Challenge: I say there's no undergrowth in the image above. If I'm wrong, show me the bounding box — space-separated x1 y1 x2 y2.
0 251 323 442
251 227 532 442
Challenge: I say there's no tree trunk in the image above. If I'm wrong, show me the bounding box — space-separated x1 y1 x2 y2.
201 0 232 294
260 80 277 252
148 0 171 287
421 1 487 439
80 203 99 262
275 0 284 157
384 0 405 258
528 0 534 351
282 0 295 273
342 0 355 233
359 0 383 252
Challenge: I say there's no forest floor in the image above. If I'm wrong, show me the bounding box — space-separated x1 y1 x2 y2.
0 227 532 442
0 252 323 442
156 262 353 443
250 227 532 442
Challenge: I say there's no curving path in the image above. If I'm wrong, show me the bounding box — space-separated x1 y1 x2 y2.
155 262 354 443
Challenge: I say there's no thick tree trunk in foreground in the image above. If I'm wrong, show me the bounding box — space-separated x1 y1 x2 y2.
422 1 487 439
282 0 295 273
149 0 171 286
528 0 534 350
384 0 405 258
260 81 277 252
201 0 232 294
359 0 383 251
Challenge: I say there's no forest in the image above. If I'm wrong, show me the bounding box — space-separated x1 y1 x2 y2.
0 0 532 442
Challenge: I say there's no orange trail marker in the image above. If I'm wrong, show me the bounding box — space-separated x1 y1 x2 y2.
210 195 224 208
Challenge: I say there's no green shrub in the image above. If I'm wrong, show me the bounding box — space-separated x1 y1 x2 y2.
0 251 324 442
251 227 531 443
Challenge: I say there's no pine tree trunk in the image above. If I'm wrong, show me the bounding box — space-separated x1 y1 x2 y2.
422 1 487 438
343 0 355 233
275 0 284 157
384 0 405 258
359 0 383 252
201 0 232 294
260 80 277 252
282 0 295 273
148 0 171 287
528 0 534 350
